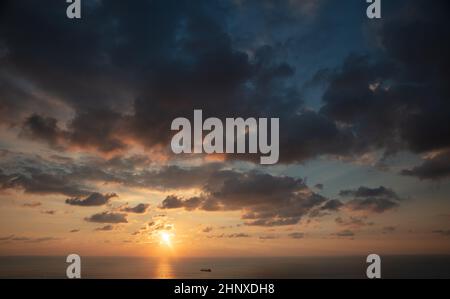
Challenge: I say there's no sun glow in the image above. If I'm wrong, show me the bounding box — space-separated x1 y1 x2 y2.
160 232 172 247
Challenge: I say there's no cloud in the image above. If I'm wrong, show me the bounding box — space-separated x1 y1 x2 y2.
20 110 128 154
20 114 61 147
227 233 251 238
95 225 115 231
0 235 60 243
333 230 355 237
65 109 128 153
0 0 360 164
22 201 42 208
345 198 399 214
0 235 14 241
120 164 225 191
160 170 336 226
210 233 251 238
0 151 166 201
85 212 128 224
335 216 374 229
20 109 127 153
66 193 118 207
317 0 450 164
41 210 56 215
202 226 213 233
339 186 400 200
69 229 80 233
120 203 150 214
154 224 173 231
382 226 396 234
0 167 90 197
288 232 304 239
320 199 343 211
259 235 279 240
401 150 450 180
0 0 448 169
339 186 401 214
0 151 395 228
26 237 60 243
147 219 173 232
0 152 97 197
0 1 448 249
160 195 203 211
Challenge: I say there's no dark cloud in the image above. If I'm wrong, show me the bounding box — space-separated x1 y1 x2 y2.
120 203 150 214
259 235 279 240
339 186 400 200
288 232 304 239
334 230 355 237
85 212 128 224
20 114 61 147
66 193 118 207
0 151 97 197
318 0 450 164
121 164 225 191
202 227 213 233
160 195 203 211
41 210 56 215
320 199 343 211
0 0 448 168
0 151 153 198
20 110 128 154
0 235 14 241
339 186 401 214
0 167 90 197
401 150 450 180
227 233 251 238
66 109 128 153
0 151 396 226
160 170 336 226
382 226 396 234
95 225 115 231
335 216 374 229
69 229 80 233
0 0 358 164
152 223 173 231
210 233 251 239
0 235 60 243
25 237 61 243
346 198 399 214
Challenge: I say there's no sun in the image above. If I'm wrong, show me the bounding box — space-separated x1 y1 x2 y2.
160 232 172 247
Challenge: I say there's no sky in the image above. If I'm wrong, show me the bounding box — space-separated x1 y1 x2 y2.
0 0 450 257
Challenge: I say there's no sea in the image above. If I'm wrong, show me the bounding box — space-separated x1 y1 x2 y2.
1 256 449 279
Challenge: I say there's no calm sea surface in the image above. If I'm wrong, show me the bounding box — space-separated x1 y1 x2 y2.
1 256 449 279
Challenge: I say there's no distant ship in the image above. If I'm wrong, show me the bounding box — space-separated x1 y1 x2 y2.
200 268 212 272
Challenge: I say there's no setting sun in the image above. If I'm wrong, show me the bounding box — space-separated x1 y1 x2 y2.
160 232 172 247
